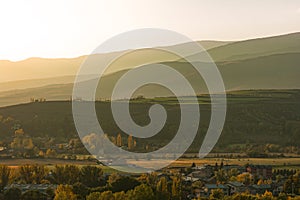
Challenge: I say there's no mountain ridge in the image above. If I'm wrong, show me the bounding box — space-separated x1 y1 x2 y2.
0 52 299 107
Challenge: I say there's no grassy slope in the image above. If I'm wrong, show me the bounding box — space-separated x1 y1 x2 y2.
0 75 76 92
0 90 299 152
0 52 299 107
2 32 298 86
185 32 300 62
0 32 298 90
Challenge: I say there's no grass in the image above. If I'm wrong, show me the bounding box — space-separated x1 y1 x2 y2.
165 158 300 171
4 157 300 173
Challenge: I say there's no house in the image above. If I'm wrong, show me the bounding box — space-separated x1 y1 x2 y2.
0 146 6 152
184 176 200 182
157 173 172 182
186 168 213 181
222 165 245 173
272 185 284 196
4 183 57 196
246 165 272 179
227 181 247 195
202 184 229 197
248 184 272 195
185 165 214 183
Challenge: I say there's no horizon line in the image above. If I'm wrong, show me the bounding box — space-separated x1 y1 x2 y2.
1 31 299 63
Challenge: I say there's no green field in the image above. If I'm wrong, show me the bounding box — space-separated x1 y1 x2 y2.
2 157 300 173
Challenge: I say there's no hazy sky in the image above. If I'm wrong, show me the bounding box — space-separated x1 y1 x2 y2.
1 0 300 61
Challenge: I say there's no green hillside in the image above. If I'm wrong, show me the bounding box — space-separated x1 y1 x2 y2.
0 75 75 92
0 90 299 153
185 32 300 62
0 52 299 107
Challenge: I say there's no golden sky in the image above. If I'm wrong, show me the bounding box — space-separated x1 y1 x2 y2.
0 0 300 61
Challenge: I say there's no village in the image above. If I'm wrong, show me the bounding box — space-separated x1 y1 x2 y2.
0 160 299 199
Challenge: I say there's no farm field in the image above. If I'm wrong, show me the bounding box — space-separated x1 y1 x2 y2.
1 157 300 172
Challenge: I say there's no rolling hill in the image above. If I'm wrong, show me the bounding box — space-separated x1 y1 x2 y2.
185 32 300 62
0 40 230 84
0 32 299 153
0 52 299 107
0 90 299 152
0 32 299 107
0 75 76 92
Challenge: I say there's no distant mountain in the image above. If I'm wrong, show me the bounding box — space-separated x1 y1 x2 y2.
0 52 299 107
163 40 232 55
0 57 84 83
0 40 230 83
0 32 299 107
185 32 300 62
0 75 75 92
1 32 299 90
91 52 300 96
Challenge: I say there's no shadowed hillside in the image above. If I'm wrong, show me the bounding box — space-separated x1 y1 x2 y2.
0 90 299 153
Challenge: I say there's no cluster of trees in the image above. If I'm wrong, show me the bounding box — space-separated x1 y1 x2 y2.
1 163 300 199
0 123 91 159
0 114 141 159
111 133 137 150
224 172 299 194
282 173 300 195
212 164 300 195
0 164 103 187
0 115 16 142
245 144 300 158
206 189 298 200
29 97 47 103
213 143 300 157
0 164 183 200
0 187 50 200
84 184 155 200
273 169 297 177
